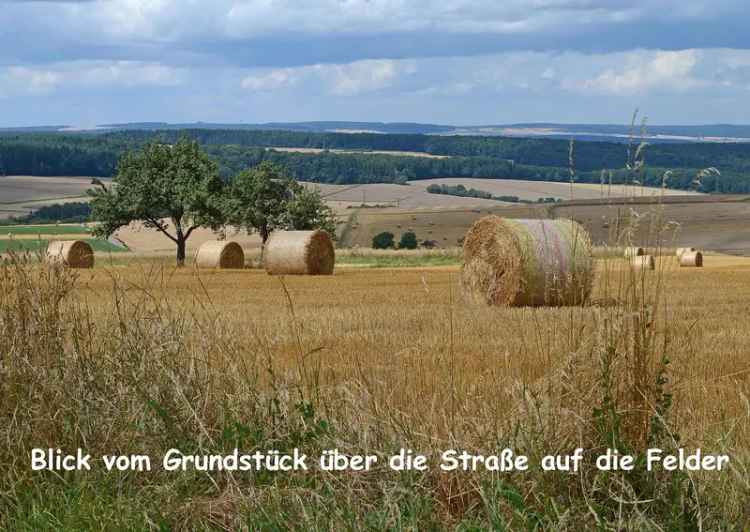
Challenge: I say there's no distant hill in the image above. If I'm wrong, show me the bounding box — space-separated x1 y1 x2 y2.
95 121 455 135
0 125 70 133
5 121 750 143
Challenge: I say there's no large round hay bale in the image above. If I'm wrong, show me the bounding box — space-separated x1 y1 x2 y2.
264 230 335 275
195 240 244 269
676 247 696 258
46 240 94 268
679 251 703 268
460 217 593 307
630 255 655 271
624 246 645 258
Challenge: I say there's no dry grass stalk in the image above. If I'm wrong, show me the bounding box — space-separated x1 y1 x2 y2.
264 230 335 275
624 246 645 258
460 216 593 306
630 254 655 270
45 240 94 268
195 240 245 269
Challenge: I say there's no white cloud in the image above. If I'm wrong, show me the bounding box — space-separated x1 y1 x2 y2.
0 61 184 95
220 0 742 37
13 0 743 43
241 59 414 96
326 59 415 95
569 49 750 95
541 67 556 80
579 50 701 94
241 69 299 91
237 48 750 102
73 61 184 87
5 66 62 93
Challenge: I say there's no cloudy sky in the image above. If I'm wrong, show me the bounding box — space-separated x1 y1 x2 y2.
2 0 750 127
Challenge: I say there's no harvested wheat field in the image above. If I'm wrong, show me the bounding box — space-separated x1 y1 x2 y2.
4 253 750 529
0 175 109 219
68 255 750 446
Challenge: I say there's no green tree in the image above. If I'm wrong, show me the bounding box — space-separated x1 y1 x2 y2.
372 232 395 249
398 231 418 250
224 161 336 246
283 185 337 237
88 139 224 266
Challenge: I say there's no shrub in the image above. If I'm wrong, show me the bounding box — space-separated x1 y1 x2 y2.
398 231 418 250
372 231 395 249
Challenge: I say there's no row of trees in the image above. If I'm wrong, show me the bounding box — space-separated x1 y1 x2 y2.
425 184 561 204
0 130 741 191
102 128 750 173
89 139 335 265
0 202 92 225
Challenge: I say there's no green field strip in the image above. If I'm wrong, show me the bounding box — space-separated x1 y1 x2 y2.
0 238 128 253
0 224 91 235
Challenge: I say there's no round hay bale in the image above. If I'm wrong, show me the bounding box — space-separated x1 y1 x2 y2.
676 247 696 258
195 240 244 269
624 246 645 258
460 216 593 307
264 230 335 275
46 240 94 269
679 251 703 268
630 255 655 271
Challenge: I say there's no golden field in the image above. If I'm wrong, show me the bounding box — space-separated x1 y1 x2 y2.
75 254 750 444
3 248 750 529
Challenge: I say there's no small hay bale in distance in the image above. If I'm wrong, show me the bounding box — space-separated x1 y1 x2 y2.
460 216 594 307
679 251 703 268
46 240 94 269
624 246 645 258
264 230 335 275
630 255 655 271
195 240 245 269
676 247 696 258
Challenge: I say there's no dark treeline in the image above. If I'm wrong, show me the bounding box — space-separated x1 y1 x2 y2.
102 128 750 174
426 183 495 199
0 202 92 225
425 183 560 204
0 135 122 176
0 130 741 192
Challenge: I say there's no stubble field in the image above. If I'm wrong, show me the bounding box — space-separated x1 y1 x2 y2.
72 254 750 444
3 251 749 529
72 255 750 439
0 176 107 219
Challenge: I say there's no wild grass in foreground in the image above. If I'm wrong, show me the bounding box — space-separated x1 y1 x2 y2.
0 229 748 530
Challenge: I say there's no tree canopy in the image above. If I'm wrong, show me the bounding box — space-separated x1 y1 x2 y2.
88 138 224 265
223 161 335 245
398 231 418 250
372 232 395 249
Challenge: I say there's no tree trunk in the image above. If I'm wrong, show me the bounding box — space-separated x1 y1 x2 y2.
174 221 186 267
259 224 270 264
176 238 186 267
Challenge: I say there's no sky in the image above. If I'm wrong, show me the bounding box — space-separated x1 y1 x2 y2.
2 0 750 127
